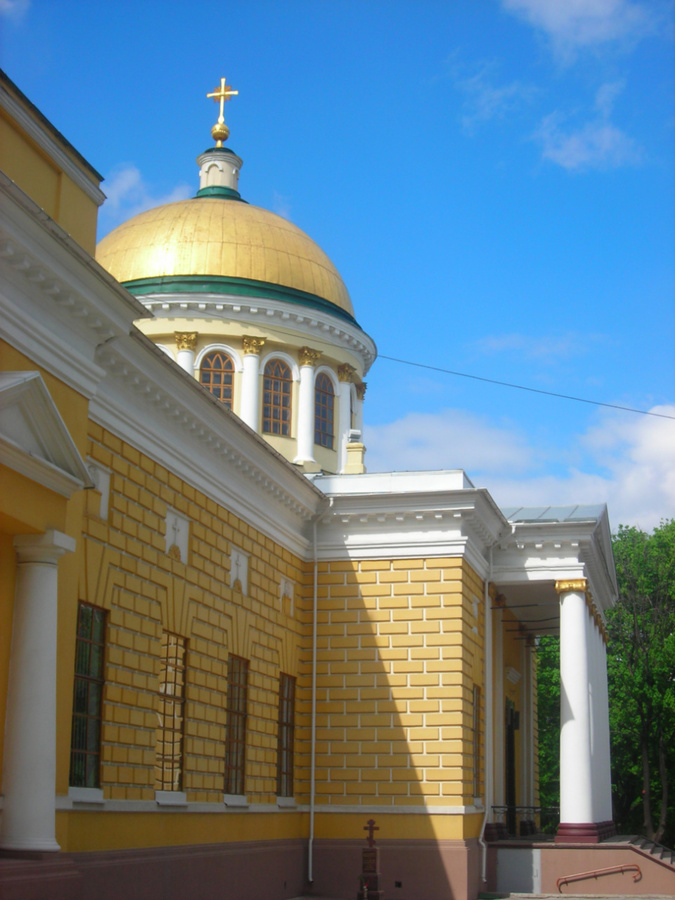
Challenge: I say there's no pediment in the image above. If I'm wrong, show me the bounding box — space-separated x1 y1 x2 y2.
0 371 91 497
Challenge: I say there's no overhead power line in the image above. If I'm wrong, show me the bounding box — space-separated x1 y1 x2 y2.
378 355 675 421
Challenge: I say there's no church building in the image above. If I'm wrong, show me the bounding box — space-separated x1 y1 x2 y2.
3 70 667 900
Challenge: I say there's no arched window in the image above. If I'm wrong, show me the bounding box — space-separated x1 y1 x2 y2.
200 352 234 407
263 360 292 435
314 373 334 449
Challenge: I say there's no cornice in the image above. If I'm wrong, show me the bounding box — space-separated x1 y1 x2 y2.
313 479 507 575
137 292 377 374
92 333 324 557
0 173 149 396
491 512 617 612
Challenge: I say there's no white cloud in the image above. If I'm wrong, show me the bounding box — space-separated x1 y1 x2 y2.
0 0 30 20
365 409 537 475
98 164 191 237
594 79 626 117
536 109 642 171
501 0 657 57
452 60 537 134
474 331 610 362
364 404 675 531
272 190 292 221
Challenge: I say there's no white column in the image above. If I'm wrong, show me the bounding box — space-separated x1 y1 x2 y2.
240 336 265 431
295 348 320 465
557 579 594 834
354 382 366 436
0 530 76 852
174 331 197 375
337 364 355 474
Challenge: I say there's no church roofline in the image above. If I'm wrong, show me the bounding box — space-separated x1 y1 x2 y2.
0 68 105 204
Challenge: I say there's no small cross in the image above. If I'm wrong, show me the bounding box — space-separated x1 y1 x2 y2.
207 77 238 123
364 818 379 847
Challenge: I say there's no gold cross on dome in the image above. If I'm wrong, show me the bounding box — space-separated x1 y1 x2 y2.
207 77 238 123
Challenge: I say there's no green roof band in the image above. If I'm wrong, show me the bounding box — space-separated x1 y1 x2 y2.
123 275 360 327
195 186 246 201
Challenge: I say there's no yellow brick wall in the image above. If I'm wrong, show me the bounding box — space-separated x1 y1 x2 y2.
71 422 306 806
297 557 485 810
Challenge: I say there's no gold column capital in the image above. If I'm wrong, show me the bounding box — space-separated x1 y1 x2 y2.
555 578 588 596
242 336 266 356
338 363 356 383
299 346 321 367
355 381 367 400
174 331 197 352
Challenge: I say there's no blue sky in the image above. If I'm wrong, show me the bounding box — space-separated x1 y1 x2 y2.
2 0 674 530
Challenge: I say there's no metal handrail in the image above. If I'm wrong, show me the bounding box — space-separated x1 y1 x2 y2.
557 863 641 893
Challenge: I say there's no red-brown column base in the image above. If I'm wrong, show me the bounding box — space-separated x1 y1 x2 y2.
555 820 615 843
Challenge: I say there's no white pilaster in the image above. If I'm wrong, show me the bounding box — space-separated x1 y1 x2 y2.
558 580 593 827
0 530 76 852
354 382 365 436
295 349 320 465
240 337 265 431
174 332 197 375
337 365 354 474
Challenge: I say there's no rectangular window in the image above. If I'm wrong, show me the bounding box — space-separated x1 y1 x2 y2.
472 684 481 799
155 632 187 791
276 673 296 797
69 603 106 788
225 655 249 796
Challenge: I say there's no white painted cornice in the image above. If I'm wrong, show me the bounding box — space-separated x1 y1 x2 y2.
492 508 617 611
92 332 324 557
140 293 377 374
0 173 149 398
0 74 106 206
312 472 508 575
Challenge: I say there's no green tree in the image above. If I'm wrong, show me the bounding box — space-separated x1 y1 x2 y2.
536 634 560 831
607 520 675 846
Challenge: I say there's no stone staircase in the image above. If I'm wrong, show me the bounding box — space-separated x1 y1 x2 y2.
623 834 675 868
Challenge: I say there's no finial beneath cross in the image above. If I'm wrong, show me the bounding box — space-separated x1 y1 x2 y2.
364 818 379 847
207 77 238 147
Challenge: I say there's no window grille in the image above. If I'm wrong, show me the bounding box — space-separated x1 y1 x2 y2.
276 673 296 797
200 351 234 407
155 632 187 791
263 360 292 435
314 373 335 449
472 684 481 798
225 655 249 795
69 603 106 788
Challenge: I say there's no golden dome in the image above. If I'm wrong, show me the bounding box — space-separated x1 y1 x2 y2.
96 197 355 319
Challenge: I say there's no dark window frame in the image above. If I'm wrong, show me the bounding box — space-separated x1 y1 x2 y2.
69 603 106 788
263 359 292 436
314 372 335 449
472 684 481 799
155 631 187 792
276 673 296 797
225 655 249 795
